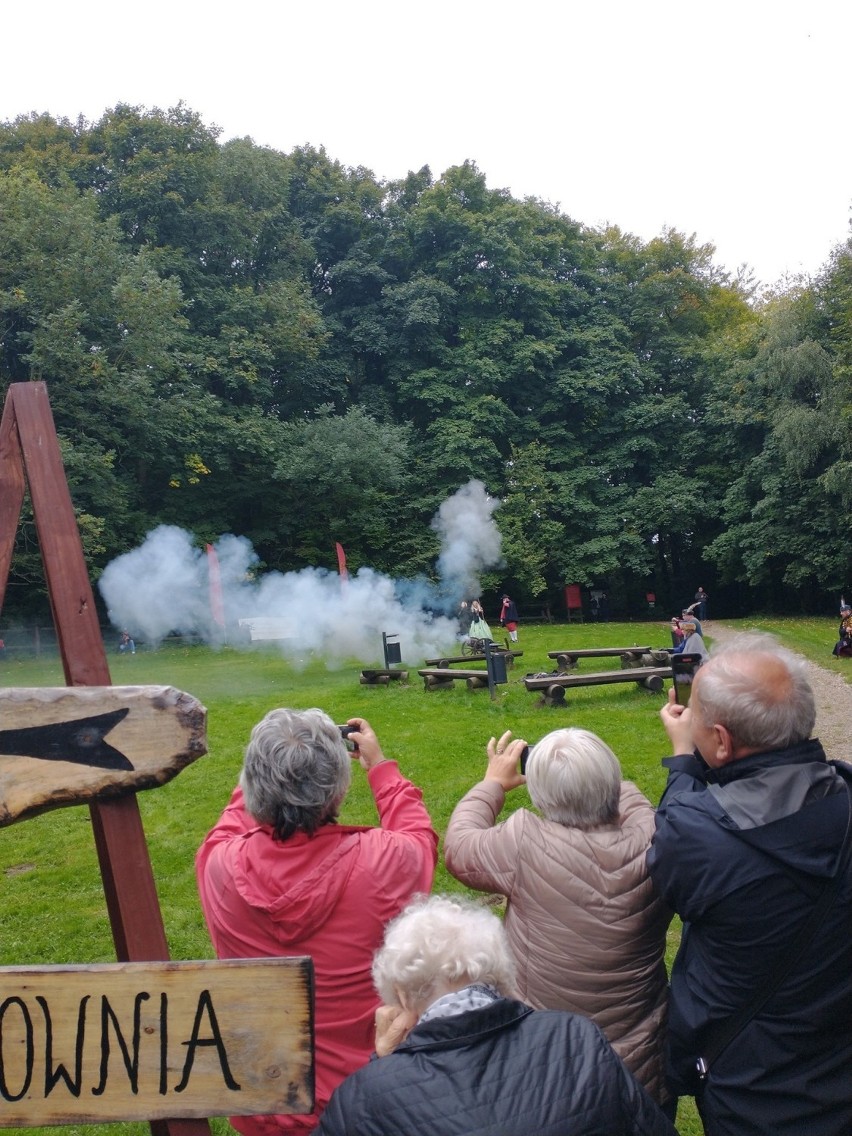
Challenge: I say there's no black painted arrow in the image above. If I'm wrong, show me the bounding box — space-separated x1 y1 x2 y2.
0 708 133 770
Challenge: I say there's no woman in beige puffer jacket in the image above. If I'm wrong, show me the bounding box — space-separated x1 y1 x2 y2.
444 727 672 1104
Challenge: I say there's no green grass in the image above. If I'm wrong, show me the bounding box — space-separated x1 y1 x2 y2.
14 614 843 1136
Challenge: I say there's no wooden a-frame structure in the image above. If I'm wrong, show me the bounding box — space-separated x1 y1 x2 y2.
0 382 212 1136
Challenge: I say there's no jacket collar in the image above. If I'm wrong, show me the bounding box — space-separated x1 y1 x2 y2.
706 736 828 786
395 998 534 1054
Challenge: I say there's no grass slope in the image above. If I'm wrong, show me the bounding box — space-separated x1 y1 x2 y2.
12 613 843 1135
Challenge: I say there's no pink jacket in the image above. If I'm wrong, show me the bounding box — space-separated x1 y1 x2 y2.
196 762 437 1135
444 780 671 1101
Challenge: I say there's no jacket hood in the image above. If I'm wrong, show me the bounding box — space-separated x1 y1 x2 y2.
705 742 850 879
227 824 365 937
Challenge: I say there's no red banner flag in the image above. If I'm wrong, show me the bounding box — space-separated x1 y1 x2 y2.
206 543 226 627
335 542 349 583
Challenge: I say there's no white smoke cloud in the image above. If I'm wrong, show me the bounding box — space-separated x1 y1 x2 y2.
98 480 504 664
432 480 503 601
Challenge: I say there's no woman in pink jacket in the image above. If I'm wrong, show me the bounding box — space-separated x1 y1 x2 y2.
196 710 438 1135
444 727 671 1105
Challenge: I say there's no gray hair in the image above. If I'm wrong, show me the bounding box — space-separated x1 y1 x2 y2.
372 894 517 1010
524 727 621 829
696 632 815 751
239 708 351 841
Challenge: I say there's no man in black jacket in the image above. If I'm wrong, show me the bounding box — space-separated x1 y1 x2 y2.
317 894 674 1136
647 632 852 1136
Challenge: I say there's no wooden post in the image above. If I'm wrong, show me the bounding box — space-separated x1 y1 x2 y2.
0 383 212 1136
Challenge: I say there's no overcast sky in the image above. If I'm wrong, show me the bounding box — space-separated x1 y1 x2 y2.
4 0 850 288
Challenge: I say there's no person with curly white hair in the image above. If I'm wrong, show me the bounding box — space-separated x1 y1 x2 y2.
317 894 675 1136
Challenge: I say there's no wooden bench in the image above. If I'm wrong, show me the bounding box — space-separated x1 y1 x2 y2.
417 668 491 691
524 665 673 705
359 668 409 685
547 646 652 671
422 650 522 669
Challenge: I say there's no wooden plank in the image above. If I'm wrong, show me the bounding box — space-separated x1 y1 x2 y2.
418 669 487 680
524 666 672 691
0 686 206 826
0 958 313 1126
547 646 651 670
358 670 408 685
423 651 522 667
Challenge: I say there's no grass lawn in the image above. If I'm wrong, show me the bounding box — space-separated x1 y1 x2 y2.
5 614 839 1136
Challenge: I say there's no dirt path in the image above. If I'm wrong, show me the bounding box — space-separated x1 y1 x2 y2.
705 622 852 763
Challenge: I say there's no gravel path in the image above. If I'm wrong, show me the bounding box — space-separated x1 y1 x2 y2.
704 622 852 763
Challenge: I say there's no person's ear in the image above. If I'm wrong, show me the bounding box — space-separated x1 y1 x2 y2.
712 723 737 766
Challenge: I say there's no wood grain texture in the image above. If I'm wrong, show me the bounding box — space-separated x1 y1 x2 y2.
0 686 207 825
0 958 314 1125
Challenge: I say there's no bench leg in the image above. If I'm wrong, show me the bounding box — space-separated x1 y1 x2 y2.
541 684 567 706
638 675 664 692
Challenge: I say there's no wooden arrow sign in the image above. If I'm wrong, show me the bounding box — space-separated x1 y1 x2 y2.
0 686 207 826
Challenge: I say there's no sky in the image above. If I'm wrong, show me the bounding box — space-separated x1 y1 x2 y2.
4 0 851 288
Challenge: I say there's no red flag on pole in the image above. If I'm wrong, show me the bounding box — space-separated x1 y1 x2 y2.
206 543 226 627
335 542 349 584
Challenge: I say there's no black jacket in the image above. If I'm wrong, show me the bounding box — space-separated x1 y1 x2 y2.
317 998 674 1136
647 740 852 1136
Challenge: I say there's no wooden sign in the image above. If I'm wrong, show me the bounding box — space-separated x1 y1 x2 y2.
0 958 314 1126
0 687 207 826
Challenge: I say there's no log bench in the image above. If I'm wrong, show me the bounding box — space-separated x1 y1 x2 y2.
359 669 409 685
547 646 652 671
417 668 491 691
422 650 522 669
524 665 673 706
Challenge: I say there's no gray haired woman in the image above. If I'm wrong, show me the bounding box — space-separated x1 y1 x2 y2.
317 894 675 1136
196 709 437 1136
444 727 672 1105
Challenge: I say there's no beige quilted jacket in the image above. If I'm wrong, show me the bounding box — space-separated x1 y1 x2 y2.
444 779 672 1102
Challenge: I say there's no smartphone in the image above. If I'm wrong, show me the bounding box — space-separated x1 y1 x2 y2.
519 745 531 775
670 654 701 704
338 725 358 751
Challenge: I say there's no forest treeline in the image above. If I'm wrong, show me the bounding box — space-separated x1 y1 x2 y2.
0 103 850 620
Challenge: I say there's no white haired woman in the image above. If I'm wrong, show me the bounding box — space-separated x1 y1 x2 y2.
317 895 675 1136
444 727 672 1105
196 710 438 1135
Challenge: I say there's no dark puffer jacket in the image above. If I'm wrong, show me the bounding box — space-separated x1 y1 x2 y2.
316 998 675 1136
647 740 852 1136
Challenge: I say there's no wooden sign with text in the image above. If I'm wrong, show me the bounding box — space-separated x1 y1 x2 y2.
0 958 314 1126
0 686 207 826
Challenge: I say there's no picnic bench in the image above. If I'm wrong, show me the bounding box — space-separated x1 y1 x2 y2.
524 665 673 706
423 650 522 669
359 668 409 685
547 646 652 671
417 668 491 691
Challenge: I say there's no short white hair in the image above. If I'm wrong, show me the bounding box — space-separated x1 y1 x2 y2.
372 895 517 1009
696 632 815 750
525 728 621 829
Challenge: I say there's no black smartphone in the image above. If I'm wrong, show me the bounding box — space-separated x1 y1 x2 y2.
338 725 358 751
671 654 702 704
519 745 530 775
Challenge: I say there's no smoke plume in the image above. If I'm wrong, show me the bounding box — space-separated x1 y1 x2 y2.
98 480 503 664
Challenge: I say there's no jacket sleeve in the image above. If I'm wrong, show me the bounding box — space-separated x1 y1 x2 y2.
646 754 712 917
367 759 439 866
614 1055 678 1136
443 780 521 895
